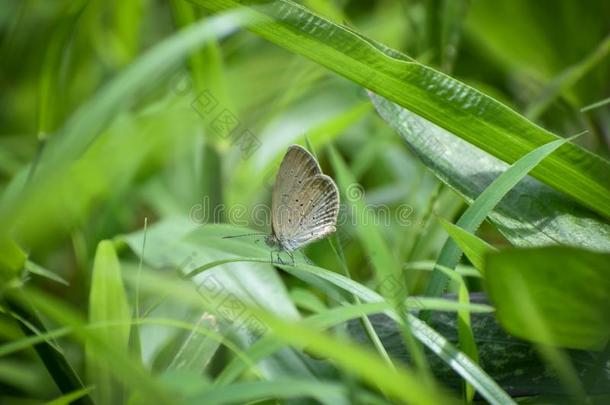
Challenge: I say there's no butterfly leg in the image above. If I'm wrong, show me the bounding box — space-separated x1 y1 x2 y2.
287 251 295 266
270 250 281 265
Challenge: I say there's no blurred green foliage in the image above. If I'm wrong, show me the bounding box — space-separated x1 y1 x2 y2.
0 0 609 403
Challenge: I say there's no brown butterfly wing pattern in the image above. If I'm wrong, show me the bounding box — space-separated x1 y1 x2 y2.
271 145 321 235
278 174 339 251
271 145 339 251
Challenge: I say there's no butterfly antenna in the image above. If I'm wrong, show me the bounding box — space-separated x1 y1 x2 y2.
222 232 267 239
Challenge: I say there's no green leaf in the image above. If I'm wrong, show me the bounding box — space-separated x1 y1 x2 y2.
4 296 93 405
426 135 581 297
120 218 330 386
0 236 26 284
193 0 610 220
485 246 610 350
280 262 515 405
438 218 496 273
327 145 435 377
122 268 454 404
326 146 399 288
87 240 132 404
371 95 610 252
13 287 175 404
191 379 348 404
348 307 610 397
186 250 513 405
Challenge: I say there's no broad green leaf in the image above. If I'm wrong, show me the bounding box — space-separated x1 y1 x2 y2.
371 95 610 251
193 0 610 220
485 246 610 350
87 240 131 405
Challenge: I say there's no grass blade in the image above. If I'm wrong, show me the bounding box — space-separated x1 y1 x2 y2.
437 218 496 273
425 136 577 297
87 240 131 404
5 295 93 405
44 387 94 405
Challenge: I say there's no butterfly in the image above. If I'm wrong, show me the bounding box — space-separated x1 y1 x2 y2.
226 145 340 265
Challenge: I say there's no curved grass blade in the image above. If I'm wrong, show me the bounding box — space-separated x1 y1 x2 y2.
425 135 581 297
327 145 432 381
4 295 94 405
438 219 496 273
166 313 221 373
185 257 491 314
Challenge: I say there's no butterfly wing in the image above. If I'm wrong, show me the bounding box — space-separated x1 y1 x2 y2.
272 145 321 237
274 174 339 251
